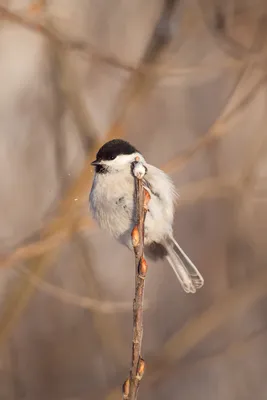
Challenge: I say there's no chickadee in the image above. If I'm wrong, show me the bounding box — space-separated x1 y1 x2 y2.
89 139 204 293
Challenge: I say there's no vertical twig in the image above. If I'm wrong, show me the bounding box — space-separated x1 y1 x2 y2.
122 159 150 400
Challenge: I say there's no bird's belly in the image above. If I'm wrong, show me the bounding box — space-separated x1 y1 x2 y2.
90 176 172 248
90 183 134 243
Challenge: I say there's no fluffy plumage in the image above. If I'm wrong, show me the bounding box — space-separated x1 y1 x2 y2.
89 139 204 293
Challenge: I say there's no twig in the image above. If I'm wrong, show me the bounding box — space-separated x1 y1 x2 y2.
107 262 267 400
122 159 150 400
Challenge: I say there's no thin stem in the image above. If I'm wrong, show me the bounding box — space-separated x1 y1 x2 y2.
123 161 150 400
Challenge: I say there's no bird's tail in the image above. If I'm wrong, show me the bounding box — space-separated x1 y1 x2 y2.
162 236 204 294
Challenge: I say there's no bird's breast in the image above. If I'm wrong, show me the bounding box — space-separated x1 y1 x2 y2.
90 173 135 239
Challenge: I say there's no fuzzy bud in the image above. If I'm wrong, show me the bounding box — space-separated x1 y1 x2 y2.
131 226 140 247
122 378 130 398
136 358 145 380
133 161 147 180
138 257 148 278
144 188 151 211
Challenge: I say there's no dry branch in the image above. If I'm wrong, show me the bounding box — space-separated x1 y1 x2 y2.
123 159 150 400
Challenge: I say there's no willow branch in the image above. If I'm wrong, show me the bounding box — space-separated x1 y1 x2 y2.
122 159 150 400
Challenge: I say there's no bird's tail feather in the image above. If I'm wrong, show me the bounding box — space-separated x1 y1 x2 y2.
162 236 204 294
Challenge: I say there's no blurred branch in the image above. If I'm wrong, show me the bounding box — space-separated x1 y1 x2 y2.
123 161 150 400
2 4 264 86
73 233 131 366
162 3 267 175
163 72 267 175
178 175 237 204
0 134 113 348
51 39 99 149
28 0 47 14
230 88 267 230
0 2 177 76
1 1 265 359
191 325 267 366
18 266 134 314
0 0 175 351
1 72 266 271
141 0 179 64
152 267 267 375
198 1 267 60
1 3 267 398
113 0 178 124
0 0 179 271
159 115 267 206
0 18 113 349
0 252 57 349
0 5 134 72
150 324 267 391
0 72 264 271
237 127 267 193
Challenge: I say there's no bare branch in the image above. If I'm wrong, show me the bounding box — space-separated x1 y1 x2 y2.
123 159 150 400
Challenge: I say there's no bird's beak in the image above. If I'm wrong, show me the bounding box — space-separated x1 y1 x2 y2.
91 160 100 166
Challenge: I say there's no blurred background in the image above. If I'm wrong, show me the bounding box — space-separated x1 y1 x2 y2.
0 0 267 399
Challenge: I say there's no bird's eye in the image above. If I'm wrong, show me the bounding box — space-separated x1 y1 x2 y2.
109 155 116 160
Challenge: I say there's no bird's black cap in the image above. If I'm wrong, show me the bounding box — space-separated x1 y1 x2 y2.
92 139 138 164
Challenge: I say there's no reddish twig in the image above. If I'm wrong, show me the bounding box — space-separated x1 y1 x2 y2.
122 159 150 400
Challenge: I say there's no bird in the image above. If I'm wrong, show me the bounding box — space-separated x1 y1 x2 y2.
89 138 204 293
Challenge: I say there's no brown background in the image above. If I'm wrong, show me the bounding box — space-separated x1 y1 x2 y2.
0 1 267 399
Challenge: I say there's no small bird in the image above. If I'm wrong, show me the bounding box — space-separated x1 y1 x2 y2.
89 139 204 293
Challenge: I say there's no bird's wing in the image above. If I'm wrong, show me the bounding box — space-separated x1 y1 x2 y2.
144 163 177 221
